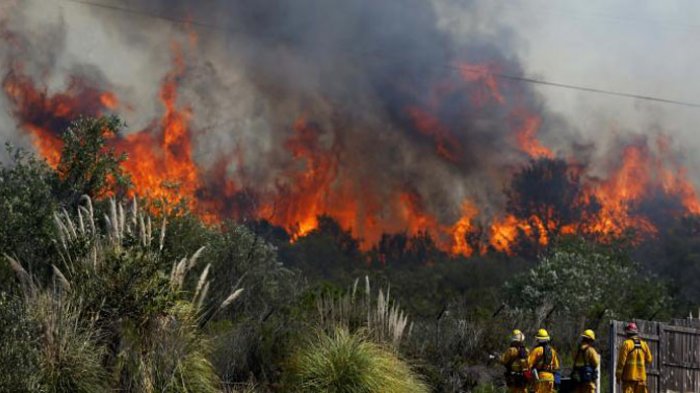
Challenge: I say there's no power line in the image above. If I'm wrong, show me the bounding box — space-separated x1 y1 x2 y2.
476 71 700 108
54 0 700 109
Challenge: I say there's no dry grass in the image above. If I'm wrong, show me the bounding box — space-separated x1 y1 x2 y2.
316 276 411 349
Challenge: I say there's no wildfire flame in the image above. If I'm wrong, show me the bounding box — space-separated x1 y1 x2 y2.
116 43 201 212
3 29 700 259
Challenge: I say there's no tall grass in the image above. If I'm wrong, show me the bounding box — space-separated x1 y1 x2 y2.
30 293 108 393
5 196 243 392
0 292 41 392
285 328 429 393
316 277 411 349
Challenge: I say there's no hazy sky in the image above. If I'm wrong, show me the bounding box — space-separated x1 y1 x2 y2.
447 0 700 176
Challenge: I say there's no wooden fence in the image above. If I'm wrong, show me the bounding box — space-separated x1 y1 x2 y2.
610 319 700 393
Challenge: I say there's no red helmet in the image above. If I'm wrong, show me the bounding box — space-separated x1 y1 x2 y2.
625 322 639 334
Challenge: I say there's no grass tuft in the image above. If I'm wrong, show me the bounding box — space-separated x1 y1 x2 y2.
285 328 429 393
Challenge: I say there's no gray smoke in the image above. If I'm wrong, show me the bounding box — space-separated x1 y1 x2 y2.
86 0 568 219
2 0 697 240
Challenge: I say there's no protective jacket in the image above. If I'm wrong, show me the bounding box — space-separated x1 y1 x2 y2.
501 344 529 390
528 344 560 382
501 345 529 372
573 343 600 371
616 337 652 382
572 343 599 392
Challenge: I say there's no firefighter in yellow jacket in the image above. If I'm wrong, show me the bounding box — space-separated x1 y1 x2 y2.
616 322 653 393
500 329 529 393
528 329 560 393
572 329 600 393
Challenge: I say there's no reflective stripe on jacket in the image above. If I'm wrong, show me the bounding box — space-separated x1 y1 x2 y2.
616 337 652 382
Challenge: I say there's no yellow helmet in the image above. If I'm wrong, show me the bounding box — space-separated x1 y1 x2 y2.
535 328 550 342
581 329 596 341
511 329 525 343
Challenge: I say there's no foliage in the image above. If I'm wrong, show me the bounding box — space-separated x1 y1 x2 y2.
29 294 109 393
162 216 302 386
55 116 130 204
505 238 670 324
641 214 700 312
5 197 241 392
276 216 367 282
284 328 429 393
0 292 41 392
4 115 698 392
0 144 58 282
315 277 410 349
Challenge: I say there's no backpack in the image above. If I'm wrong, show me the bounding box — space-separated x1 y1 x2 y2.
536 344 554 372
505 345 528 387
572 345 598 383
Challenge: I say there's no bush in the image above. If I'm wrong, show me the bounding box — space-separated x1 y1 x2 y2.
284 328 429 393
5 197 241 392
0 292 41 392
0 291 108 393
0 144 58 283
29 294 108 393
505 238 670 324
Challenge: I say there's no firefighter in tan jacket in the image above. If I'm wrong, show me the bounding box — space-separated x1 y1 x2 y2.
616 322 653 393
528 329 560 393
572 329 600 393
500 329 529 393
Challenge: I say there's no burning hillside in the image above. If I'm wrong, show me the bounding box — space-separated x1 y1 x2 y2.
2 0 700 257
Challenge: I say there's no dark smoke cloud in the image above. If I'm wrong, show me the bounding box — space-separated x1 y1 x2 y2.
2 0 570 226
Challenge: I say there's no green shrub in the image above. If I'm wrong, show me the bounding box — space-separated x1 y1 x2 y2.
285 328 429 393
0 292 41 392
30 294 108 393
5 197 242 392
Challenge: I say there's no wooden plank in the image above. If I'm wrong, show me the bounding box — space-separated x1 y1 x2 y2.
610 321 618 393
663 325 700 335
660 322 668 393
611 319 700 393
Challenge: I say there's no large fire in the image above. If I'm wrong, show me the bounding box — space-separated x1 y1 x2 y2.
3 30 700 258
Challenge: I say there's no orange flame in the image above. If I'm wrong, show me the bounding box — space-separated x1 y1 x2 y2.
117 44 200 212
5 30 700 259
2 65 115 167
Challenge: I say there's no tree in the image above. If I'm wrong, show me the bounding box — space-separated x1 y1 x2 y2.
505 238 669 325
0 144 58 283
55 116 130 205
506 158 600 253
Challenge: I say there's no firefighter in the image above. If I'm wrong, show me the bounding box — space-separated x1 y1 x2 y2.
500 329 529 393
572 329 600 393
528 329 561 393
616 322 653 393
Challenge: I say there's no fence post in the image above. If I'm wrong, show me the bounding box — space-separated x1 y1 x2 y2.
657 323 664 393
609 321 617 393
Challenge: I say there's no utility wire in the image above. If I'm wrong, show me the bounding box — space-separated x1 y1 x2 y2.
54 0 700 109
475 71 700 108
